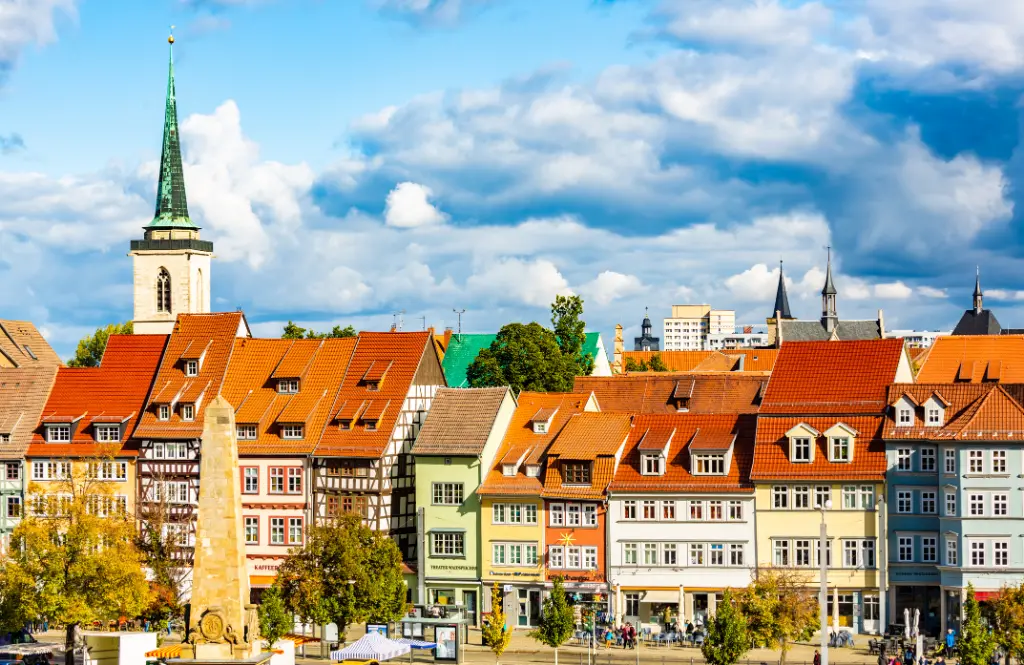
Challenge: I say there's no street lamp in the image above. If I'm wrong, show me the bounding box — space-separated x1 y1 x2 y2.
820 499 832 665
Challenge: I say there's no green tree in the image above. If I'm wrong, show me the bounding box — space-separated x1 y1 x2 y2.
275 514 405 636
702 589 749 665
282 322 357 339
624 357 649 372
648 353 668 372
66 322 133 367
259 586 292 651
482 583 512 663
551 295 593 376
0 560 38 633
735 569 817 665
959 584 997 665
529 578 574 665
467 322 579 393
7 456 151 665
992 584 1024 665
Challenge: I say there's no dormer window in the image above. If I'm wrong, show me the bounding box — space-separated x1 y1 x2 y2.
95 425 120 443
533 421 548 434
926 408 941 425
365 381 379 392
502 464 517 477
562 461 591 485
46 425 70 443
236 425 257 440
924 394 947 427
158 404 170 421
641 454 665 476
281 424 304 440
278 379 299 394
525 464 540 478
0 434 9 443
364 419 378 431
786 423 820 463
693 454 725 475
339 419 352 431
530 407 557 434
824 423 858 463
184 359 198 377
898 408 912 425
181 404 195 422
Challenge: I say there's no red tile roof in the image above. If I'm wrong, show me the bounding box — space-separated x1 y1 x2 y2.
622 349 778 373
610 414 755 494
760 339 906 415
314 332 435 458
885 383 1024 440
221 337 357 456
751 415 886 481
915 335 1024 383
574 374 766 414
135 313 244 439
27 334 167 457
543 412 632 500
688 429 735 451
477 392 594 497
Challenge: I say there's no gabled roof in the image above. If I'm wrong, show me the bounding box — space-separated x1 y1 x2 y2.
751 415 886 481
885 383 1024 440
543 412 632 500
135 313 245 439
636 427 675 452
315 331 437 458
574 374 767 414
610 414 755 494
0 320 61 368
220 337 356 456
760 339 906 415
952 309 1002 336
916 335 1024 383
477 391 594 497
441 332 607 388
0 365 59 456
621 349 778 373
688 429 735 451
27 335 167 457
411 387 513 456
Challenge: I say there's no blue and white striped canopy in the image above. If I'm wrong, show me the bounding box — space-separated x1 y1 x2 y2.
330 632 411 662
394 638 437 650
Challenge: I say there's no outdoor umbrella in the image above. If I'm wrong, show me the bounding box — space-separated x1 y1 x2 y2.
330 632 411 662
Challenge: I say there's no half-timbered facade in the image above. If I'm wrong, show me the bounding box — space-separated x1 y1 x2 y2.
220 336 357 596
313 331 445 560
26 334 166 525
133 312 248 557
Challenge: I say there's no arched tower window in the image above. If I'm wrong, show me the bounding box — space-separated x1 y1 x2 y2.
157 268 172 313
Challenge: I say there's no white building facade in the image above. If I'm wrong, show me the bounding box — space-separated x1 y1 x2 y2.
663 305 736 351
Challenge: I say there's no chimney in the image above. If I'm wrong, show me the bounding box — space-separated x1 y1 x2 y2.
877 309 885 338
613 324 624 374
390 324 397 333
444 328 453 348
743 325 752 334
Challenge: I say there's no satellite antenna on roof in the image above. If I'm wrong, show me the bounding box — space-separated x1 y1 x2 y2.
393 310 406 332
421 316 427 331
453 309 466 341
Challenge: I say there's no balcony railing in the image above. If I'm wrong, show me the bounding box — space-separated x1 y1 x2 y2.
130 239 214 253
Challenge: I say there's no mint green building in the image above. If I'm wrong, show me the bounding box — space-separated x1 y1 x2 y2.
411 387 516 625
441 332 612 387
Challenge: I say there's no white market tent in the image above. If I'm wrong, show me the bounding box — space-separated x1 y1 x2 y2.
330 632 411 662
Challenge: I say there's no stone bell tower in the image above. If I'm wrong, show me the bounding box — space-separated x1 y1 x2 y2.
129 32 213 335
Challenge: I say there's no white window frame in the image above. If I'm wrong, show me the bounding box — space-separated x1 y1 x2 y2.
693 454 725 475
94 425 120 442
969 540 986 567
184 359 198 377
432 482 464 506
898 536 913 562
921 536 937 563
944 490 956 516
791 437 812 463
641 454 664 476
281 424 304 440
278 379 299 394
945 538 958 566
920 447 937 472
897 449 912 472
994 541 1009 567
237 425 257 440
992 450 1007 474
897 490 912 514
969 450 984 474
181 403 194 422
921 490 937 514
944 449 956 474
158 404 170 421
46 425 70 443
830 437 851 463
431 532 465 557
969 493 985 517
621 501 636 520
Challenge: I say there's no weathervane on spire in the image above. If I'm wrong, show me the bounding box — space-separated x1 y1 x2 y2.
169 25 175 44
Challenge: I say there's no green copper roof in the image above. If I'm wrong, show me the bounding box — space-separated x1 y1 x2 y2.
147 39 196 230
441 332 604 388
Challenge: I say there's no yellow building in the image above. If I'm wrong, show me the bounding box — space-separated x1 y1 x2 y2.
476 391 597 628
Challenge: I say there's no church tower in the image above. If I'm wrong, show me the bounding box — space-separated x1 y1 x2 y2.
129 33 213 335
821 247 838 335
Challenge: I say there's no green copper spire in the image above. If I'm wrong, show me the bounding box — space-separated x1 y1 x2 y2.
147 33 197 229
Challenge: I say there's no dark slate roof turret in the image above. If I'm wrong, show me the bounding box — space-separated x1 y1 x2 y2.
772 261 793 320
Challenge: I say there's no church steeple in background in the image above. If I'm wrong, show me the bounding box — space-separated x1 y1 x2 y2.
148 29 196 230
974 267 984 314
821 247 838 333
772 260 793 320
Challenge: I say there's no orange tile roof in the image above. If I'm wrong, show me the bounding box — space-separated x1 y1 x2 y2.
610 414 755 493
915 335 1024 383
885 383 1024 440
636 426 674 451
477 392 593 497
362 360 393 383
270 338 321 379
574 374 766 414
751 415 886 481
688 429 736 451
622 349 778 373
135 313 244 439
220 337 357 456
0 319 61 368
28 335 166 457
0 365 59 456
314 332 434 458
543 412 632 499
760 339 906 415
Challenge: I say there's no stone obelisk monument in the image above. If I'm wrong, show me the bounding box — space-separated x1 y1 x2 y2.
173 396 270 663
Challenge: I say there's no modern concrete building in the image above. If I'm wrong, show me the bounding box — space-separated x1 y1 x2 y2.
663 305 735 351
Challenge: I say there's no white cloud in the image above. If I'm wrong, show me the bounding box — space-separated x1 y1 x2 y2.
0 0 75 68
372 0 487 23
466 258 571 307
384 182 448 228
918 286 948 298
986 289 1024 301
657 0 833 50
580 271 644 307
875 281 913 299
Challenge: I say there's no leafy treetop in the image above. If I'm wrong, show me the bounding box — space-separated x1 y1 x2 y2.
992 583 1024 665
67 322 133 367
530 577 574 653
735 569 818 665
482 583 512 661
282 322 357 339
958 584 997 665
702 589 749 665
258 585 291 650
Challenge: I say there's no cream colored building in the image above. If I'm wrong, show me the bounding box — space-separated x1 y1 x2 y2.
663 305 735 351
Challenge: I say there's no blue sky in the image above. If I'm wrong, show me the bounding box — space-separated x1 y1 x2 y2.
2 0 1024 358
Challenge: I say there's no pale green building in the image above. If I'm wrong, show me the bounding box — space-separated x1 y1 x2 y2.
411 387 516 625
